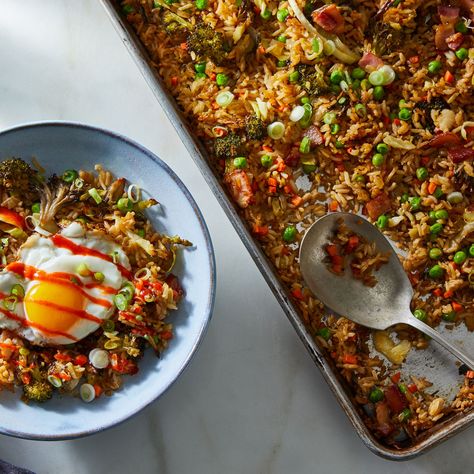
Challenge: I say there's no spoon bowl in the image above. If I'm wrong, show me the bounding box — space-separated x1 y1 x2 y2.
299 212 474 368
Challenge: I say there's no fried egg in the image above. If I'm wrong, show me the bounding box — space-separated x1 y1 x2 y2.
0 222 131 345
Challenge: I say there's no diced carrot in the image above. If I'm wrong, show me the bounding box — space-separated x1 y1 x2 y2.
393 118 401 126
331 255 343 265
267 177 277 187
161 331 173 340
408 383 418 393
210 72 216 81
452 302 463 312
277 161 286 172
54 353 72 362
179 42 187 50
443 290 453 298
342 354 358 365
257 45 265 54
391 372 401 383
283 185 291 194
427 181 438 195
466 370 474 379
433 288 443 297
74 354 88 366
346 235 359 252
170 77 178 87
444 70 455 84
329 200 339 212
262 145 273 152
268 186 277 194
326 244 339 257
291 196 303 207
278 104 287 112
93 384 103 398
252 224 269 236
330 351 338 359
291 288 304 300
336 163 345 172
408 55 419 64
58 372 72 381
332 264 343 274
421 156 430 165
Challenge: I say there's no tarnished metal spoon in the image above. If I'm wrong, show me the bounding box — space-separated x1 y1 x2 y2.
299 212 474 369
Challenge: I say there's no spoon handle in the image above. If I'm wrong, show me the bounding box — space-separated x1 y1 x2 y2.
408 316 474 369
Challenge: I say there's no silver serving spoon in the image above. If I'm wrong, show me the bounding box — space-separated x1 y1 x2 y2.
299 212 474 369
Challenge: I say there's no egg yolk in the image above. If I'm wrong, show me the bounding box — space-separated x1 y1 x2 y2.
24 282 85 334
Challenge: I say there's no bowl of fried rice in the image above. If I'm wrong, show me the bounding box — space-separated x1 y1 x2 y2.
0 121 215 439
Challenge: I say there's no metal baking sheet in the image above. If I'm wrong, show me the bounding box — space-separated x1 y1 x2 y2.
100 0 474 460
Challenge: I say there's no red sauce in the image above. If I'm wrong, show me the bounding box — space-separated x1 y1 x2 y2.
0 307 78 341
6 262 113 308
23 299 102 324
51 234 132 279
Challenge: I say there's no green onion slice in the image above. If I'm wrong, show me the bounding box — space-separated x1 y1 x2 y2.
216 91 235 108
10 284 25 298
88 188 102 204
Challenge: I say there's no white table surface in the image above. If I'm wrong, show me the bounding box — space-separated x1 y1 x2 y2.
0 1 472 473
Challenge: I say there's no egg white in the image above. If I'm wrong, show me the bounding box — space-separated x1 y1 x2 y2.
0 222 131 345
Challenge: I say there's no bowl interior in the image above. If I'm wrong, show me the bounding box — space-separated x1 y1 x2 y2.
0 122 215 439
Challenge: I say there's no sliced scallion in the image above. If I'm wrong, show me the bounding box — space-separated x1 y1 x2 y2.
88 188 102 204
216 91 235 108
267 121 285 140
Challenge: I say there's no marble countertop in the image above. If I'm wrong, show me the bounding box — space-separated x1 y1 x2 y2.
0 1 472 473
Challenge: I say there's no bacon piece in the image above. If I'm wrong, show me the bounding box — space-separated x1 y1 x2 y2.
375 402 393 437
435 6 460 51
312 4 345 34
285 147 300 167
448 146 474 163
358 52 384 73
446 32 463 51
424 132 462 148
385 385 408 413
303 125 324 146
224 170 253 208
366 193 391 220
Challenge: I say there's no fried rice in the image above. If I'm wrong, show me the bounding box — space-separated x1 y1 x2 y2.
121 0 474 447
0 159 190 403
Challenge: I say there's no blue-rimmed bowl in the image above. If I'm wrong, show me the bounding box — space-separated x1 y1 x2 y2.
0 122 216 440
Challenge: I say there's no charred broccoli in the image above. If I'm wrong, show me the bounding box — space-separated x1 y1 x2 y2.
187 23 228 65
0 158 39 195
296 64 327 96
162 10 189 41
23 379 53 403
245 115 266 140
214 132 243 159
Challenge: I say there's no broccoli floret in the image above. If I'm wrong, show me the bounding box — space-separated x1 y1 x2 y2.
162 10 188 39
0 158 39 194
214 132 243 159
23 380 53 403
187 23 227 65
296 64 328 96
39 174 85 233
245 115 266 140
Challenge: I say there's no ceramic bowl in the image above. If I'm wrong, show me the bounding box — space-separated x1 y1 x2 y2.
0 122 215 440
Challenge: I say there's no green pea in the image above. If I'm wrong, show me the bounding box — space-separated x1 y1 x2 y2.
330 70 344 85
289 71 300 83
376 143 389 155
416 167 428 181
216 73 229 86
195 0 208 10
433 186 444 199
335 140 344 149
233 157 247 169
317 327 331 340
376 214 389 229
429 248 442 260
455 48 468 61
351 67 366 80
373 86 384 101
31 202 41 214
399 108 412 121
282 225 297 242
442 311 456 322
434 209 448 220
354 175 365 183
400 193 409 203
194 62 206 73
260 7 271 20
428 60 442 74
300 97 310 105
409 197 422 211
413 309 427 322
261 155 273 167
277 35 287 43
455 21 468 34
330 84 341 94
369 387 384 403
430 222 443 234
372 153 384 167
276 8 289 22
195 72 207 79
277 59 288 68
428 264 444 279
469 244 474 257
117 197 133 213
453 251 467 265
351 79 361 90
